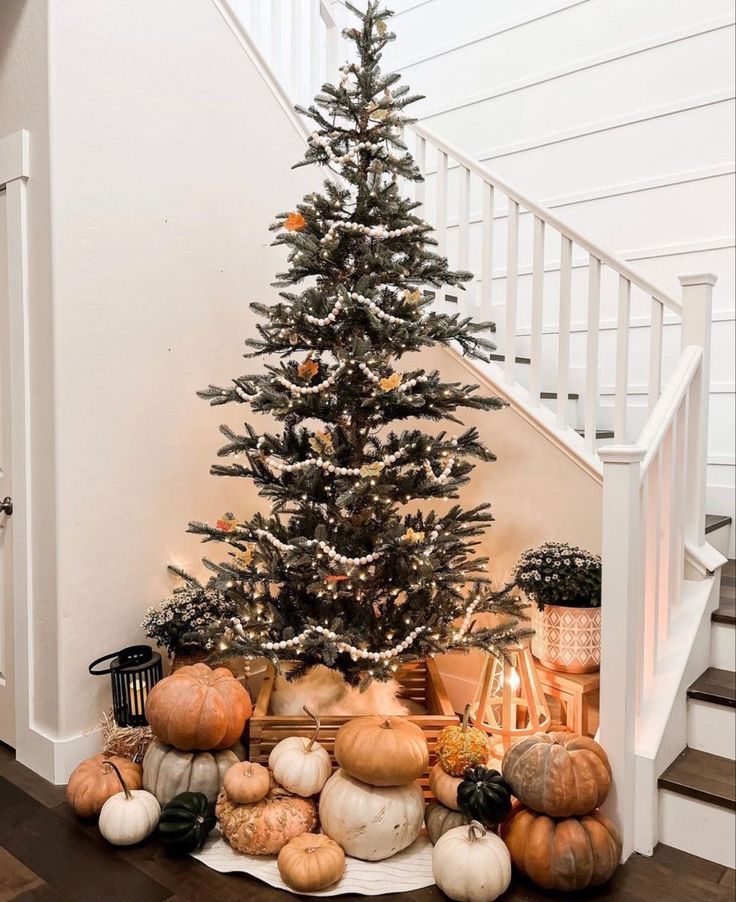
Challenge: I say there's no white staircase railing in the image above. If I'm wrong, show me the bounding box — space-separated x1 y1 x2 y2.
218 0 720 861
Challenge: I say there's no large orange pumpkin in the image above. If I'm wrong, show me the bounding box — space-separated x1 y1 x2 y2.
145 663 252 751
66 754 143 819
502 805 622 891
334 716 428 786
216 785 317 855
502 731 611 817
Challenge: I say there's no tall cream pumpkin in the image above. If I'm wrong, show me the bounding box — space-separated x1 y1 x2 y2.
319 768 424 861
143 738 244 805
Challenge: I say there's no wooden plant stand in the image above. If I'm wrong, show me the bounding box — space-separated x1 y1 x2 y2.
249 659 456 796
535 663 600 736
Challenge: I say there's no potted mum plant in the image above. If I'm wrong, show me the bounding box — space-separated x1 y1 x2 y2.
141 568 239 671
513 542 602 673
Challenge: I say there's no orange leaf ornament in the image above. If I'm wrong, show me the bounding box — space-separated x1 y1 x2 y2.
298 358 319 381
379 372 402 392
284 212 307 232
217 513 239 533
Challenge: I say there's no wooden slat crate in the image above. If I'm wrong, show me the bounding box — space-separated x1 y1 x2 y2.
248 659 457 796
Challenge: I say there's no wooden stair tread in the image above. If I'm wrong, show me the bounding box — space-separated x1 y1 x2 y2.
687 667 736 708
488 353 532 365
540 391 580 400
575 428 615 439
706 514 733 535
659 747 736 810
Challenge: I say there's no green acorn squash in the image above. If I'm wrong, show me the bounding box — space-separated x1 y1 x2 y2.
457 766 513 827
158 791 216 855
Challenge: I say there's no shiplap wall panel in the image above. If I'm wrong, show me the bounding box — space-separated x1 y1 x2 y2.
385 1 735 511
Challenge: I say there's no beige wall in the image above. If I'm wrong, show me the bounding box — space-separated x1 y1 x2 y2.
428 348 603 706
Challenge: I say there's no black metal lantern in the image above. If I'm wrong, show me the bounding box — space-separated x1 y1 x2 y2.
89 645 163 727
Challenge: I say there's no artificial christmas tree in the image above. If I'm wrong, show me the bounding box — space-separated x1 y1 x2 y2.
187 2 529 696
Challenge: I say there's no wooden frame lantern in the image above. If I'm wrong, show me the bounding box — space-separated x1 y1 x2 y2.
468 645 551 765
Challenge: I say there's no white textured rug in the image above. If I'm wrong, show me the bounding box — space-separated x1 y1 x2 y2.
192 830 435 896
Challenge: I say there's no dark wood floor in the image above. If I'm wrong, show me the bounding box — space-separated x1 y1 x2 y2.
0 744 733 902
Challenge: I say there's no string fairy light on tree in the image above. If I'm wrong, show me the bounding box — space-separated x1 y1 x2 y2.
187 1 530 685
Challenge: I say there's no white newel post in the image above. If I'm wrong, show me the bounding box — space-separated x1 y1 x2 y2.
598 445 646 862
679 274 716 548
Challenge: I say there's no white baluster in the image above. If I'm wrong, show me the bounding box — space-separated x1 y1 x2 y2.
414 136 426 215
458 166 470 274
557 235 572 428
528 216 545 405
671 399 688 607
323 2 339 82
310 0 322 98
680 274 716 547
643 449 661 687
584 256 601 451
659 426 674 638
271 0 284 83
435 150 448 256
290 0 304 106
614 276 631 441
648 299 663 413
480 182 494 318
504 199 519 383
599 445 646 863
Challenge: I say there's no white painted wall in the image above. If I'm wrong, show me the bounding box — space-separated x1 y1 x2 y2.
1 0 317 777
0 0 61 756
384 0 736 524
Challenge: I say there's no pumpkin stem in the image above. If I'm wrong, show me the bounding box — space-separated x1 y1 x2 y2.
462 703 472 733
103 760 133 801
467 821 487 843
303 706 321 752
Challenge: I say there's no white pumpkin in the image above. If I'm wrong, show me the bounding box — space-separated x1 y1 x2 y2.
98 761 160 847
269 707 332 797
143 738 244 805
319 768 424 861
432 821 512 902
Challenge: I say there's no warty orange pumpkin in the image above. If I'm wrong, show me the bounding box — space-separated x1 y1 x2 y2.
215 785 317 855
502 731 612 817
145 663 252 751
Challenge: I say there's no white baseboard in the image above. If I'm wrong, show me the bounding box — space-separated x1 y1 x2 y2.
16 725 103 785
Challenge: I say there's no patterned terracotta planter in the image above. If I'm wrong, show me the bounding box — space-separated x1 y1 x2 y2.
531 604 601 673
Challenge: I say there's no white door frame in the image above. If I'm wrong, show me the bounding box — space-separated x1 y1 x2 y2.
0 129 32 759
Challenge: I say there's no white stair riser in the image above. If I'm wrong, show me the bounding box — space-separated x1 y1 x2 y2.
707 525 732 557
687 699 735 760
711 622 735 670
658 789 735 869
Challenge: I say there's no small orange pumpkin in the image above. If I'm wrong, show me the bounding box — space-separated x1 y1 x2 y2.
278 833 345 892
223 761 271 804
66 754 143 819
216 785 317 855
334 716 428 786
145 663 252 751
502 731 612 817
429 762 462 811
436 704 490 776
502 804 622 891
